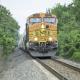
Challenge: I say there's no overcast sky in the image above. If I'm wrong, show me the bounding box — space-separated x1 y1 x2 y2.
1 0 72 34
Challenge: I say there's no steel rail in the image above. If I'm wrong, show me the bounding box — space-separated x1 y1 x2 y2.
51 57 80 73
36 58 68 80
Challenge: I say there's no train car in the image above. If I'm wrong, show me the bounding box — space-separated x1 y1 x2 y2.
20 12 58 57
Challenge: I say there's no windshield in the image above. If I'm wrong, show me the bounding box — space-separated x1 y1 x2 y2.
30 18 41 23
44 17 56 23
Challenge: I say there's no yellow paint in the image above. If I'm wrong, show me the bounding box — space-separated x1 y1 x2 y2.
27 13 57 43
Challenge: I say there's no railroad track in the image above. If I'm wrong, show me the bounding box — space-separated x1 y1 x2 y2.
36 58 67 80
37 58 80 80
51 57 80 72
20 49 80 80
20 49 67 80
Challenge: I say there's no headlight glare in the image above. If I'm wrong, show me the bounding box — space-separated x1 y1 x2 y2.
41 24 45 28
49 37 53 41
34 37 38 41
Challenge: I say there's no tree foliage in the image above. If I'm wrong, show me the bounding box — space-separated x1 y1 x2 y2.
51 0 80 60
0 5 20 56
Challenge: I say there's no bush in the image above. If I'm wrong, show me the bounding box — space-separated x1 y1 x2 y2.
71 51 80 62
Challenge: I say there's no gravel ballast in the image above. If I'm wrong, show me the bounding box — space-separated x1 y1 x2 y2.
42 59 80 80
0 48 59 80
56 58 80 69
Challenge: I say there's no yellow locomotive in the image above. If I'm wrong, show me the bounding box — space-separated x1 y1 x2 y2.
20 12 58 57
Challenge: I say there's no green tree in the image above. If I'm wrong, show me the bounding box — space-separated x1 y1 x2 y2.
0 5 20 57
51 0 80 61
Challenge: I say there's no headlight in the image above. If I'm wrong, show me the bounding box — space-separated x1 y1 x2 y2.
41 24 45 28
34 37 38 41
49 37 53 41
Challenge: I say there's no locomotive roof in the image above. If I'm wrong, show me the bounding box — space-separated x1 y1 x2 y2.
27 12 56 18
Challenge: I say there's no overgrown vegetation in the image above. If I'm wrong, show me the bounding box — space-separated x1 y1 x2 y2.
51 0 80 61
0 5 20 57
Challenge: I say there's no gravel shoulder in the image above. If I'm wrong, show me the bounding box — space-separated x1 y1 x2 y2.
0 48 59 80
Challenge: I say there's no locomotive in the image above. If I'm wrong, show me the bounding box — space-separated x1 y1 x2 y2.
19 12 58 57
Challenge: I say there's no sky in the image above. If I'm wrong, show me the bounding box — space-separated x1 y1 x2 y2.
1 0 72 34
